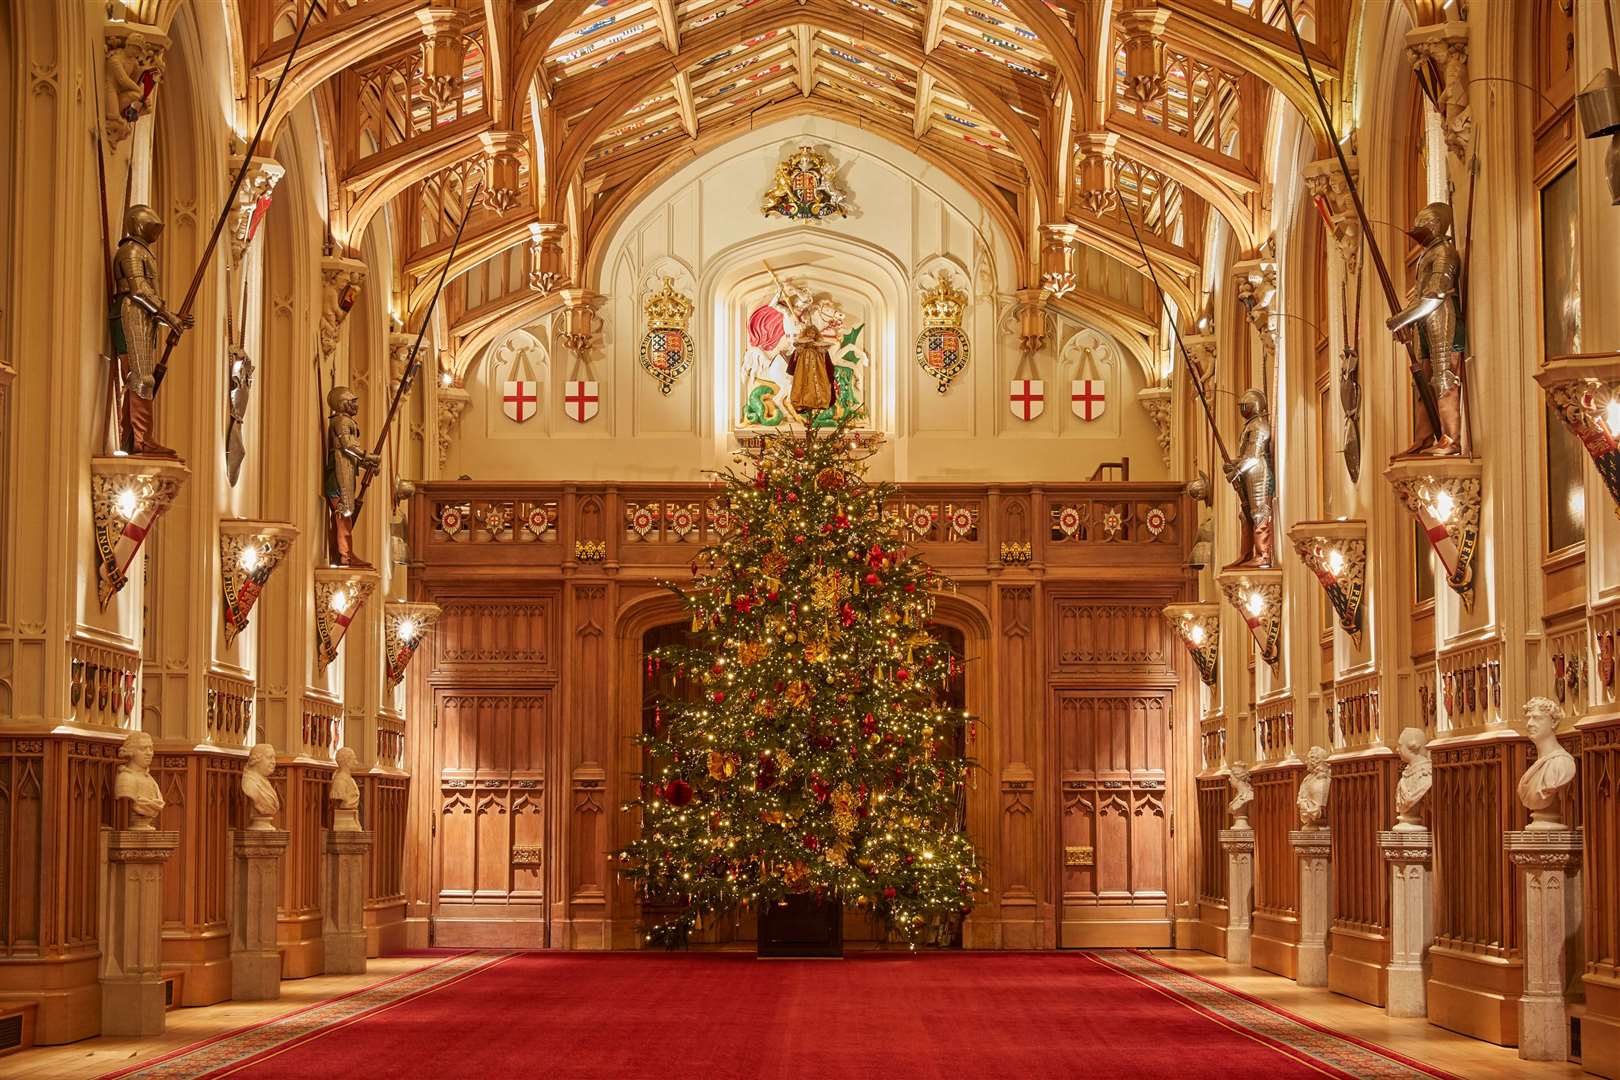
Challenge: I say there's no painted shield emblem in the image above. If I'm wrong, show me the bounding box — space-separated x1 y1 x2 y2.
1009 379 1044 421
793 169 818 205
915 326 969 393
502 379 539 423
563 380 599 423
639 328 691 394
1071 379 1106 421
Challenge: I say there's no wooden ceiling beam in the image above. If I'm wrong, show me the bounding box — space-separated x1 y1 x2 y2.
673 71 699 138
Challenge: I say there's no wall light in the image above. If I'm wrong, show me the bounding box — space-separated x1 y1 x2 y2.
92 457 189 609
314 567 379 670
220 520 298 645
1162 603 1220 686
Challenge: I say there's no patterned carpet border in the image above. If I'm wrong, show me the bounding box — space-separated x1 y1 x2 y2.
1089 950 1461 1080
99 950 512 1080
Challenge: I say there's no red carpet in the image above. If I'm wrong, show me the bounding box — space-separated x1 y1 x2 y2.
109 951 1457 1080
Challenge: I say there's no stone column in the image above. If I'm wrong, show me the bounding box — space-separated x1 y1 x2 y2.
100 828 180 1036
230 828 289 1000
323 829 372 974
1379 829 1434 1017
1290 828 1332 987
1506 829 1583 1061
1219 827 1255 965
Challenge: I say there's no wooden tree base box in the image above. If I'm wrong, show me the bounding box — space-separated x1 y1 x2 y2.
757 895 844 958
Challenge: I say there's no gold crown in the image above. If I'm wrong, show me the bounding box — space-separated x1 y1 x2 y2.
920 270 967 328
643 276 693 330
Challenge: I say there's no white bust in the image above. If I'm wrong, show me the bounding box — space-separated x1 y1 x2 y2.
1517 696 1576 830
1393 727 1432 831
1296 745 1331 830
331 746 362 831
242 742 281 830
115 731 165 830
1227 760 1254 829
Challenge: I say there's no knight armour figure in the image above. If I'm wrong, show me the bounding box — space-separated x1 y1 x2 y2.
1222 389 1275 569
324 386 380 568
1387 201 1466 457
111 204 193 456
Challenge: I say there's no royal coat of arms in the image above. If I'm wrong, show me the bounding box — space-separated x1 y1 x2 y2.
639 277 694 395
761 146 848 222
914 271 969 394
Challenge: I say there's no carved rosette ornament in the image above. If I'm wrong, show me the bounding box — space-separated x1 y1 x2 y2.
384 601 442 685
1162 602 1220 686
92 457 189 610
1217 568 1284 668
1136 386 1173 467
418 8 474 112
319 257 367 362
1384 456 1482 609
1288 520 1368 647
1302 155 1361 278
479 131 526 215
914 270 970 394
313 567 379 670
220 520 298 645
639 277 695 395
1405 21 1473 163
226 156 286 269
103 22 168 148
1534 357 1620 519
528 223 567 294
1073 133 1120 217
436 383 471 470
1039 224 1079 298
1116 1 1172 106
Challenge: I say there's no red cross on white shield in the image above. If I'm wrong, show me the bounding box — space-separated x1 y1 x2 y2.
502 379 538 423
1009 379 1044 421
1071 379 1106 421
564 380 599 423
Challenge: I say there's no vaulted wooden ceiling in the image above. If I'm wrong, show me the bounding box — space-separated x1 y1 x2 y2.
225 0 1357 356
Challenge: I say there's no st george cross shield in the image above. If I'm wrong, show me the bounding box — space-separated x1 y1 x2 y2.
1008 379 1044 421
1071 379 1106 421
502 379 539 423
563 380 599 423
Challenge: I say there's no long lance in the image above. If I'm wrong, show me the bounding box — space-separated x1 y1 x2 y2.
1277 0 1446 439
352 180 484 521
1117 199 1234 470
151 0 321 391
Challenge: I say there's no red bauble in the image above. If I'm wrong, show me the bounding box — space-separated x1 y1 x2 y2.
882 887 897 899
712 690 726 703
895 668 911 682
794 534 807 544
664 779 694 806
864 572 880 586
839 602 857 628
861 713 877 735
711 663 725 675
904 583 916 593
767 589 780 601
787 491 799 503
794 447 806 459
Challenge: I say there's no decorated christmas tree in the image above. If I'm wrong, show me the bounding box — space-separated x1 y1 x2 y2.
618 423 981 946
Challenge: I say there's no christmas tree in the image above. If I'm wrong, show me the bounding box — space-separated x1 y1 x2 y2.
618 422 981 946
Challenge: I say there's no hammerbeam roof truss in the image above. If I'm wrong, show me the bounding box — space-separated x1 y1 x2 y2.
236 0 1343 331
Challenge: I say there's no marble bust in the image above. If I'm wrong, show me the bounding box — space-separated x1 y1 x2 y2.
1296 745 1331 830
115 730 165 830
242 742 281 830
1227 760 1254 829
331 746 362 831
1517 696 1576 830
1393 727 1432 831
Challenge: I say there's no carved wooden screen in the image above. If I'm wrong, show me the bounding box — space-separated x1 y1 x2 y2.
1196 777 1227 905
1056 691 1171 946
432 692 550 947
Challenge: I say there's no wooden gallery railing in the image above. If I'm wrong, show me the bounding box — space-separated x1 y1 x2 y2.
403 480 1199 952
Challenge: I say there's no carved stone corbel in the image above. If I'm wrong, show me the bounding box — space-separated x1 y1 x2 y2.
313 567 379 671
92 457 189 610
1233 254 1277 366
103 22 168 149
1116 1 1172 106
1302 153 1361 278
1217 567 1284 668
220 520 298 645
418 8 475 113
226 156 286 269
319 256 368 362
388 331 418 385
1534 356 1620 519
557 289 605 357
1073 133 1120 217
1163 602 1220 686
529 223 568 294
384 601 442 685
1136 385 1173 467
1385 456 1482 609
1181 331 1217 390
437 384 471 471
1012 287 1049 355
1039 223 1079 299
1405 21 1472 163
479 131 526 214
1288 519 1368 647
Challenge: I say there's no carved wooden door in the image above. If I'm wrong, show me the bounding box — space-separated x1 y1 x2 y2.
1056 691 1172 947
432 691 551 947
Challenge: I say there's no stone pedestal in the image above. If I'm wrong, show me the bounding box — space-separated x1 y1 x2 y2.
100 827 180 1036
323 829 372 975
1219 827 1255 966
230 828 288 1001
1506 829 1583 1062
1379 828 1433 1018
1290 828 1332 988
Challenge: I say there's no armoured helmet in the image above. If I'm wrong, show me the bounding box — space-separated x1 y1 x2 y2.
327 385 359 412
123 204 165 244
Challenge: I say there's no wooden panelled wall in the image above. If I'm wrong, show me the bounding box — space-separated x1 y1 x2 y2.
404 481 1199 950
